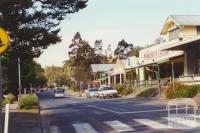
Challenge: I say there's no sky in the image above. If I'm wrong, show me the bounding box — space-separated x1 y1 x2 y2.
36 0 200 67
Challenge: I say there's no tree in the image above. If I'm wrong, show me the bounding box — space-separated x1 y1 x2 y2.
0 0 88 94
26 61 47 88
127 46 142 57
3 60 47 95
44 66 69 87
94 40 103 56
114 39 133 59
68 32 102 86
0 0 88 60
68 32 97 67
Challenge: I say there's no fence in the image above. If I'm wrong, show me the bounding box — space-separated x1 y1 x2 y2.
133 77 171 88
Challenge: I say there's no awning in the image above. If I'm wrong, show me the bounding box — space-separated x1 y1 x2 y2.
131 59 171 69
162 36 200 51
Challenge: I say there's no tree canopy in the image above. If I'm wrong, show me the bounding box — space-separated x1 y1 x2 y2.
0 0 88 94
114 39 134 59
68 32 100 67
0 0 88 60
44 66 69 87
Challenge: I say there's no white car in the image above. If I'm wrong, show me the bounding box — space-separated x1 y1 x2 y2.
86 88 98 98
54 88 65 98
98 86 118 99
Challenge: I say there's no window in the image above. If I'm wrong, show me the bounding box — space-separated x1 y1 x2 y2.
169 28 180 41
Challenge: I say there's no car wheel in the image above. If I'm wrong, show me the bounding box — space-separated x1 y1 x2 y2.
99 94 102 99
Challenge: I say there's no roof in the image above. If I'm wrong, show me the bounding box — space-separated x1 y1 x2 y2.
91 64 114 73
171 15 200 26
161 15 200 34
108 68 124 75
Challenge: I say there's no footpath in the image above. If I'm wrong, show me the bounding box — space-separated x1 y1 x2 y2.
3 102 41 133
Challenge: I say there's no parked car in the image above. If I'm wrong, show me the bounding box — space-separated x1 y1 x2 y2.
86 88 98 98
54 88 65 98
98 86 118 99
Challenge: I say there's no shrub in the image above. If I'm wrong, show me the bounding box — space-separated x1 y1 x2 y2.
6 93 15 103
114 84 123 94
137 88 158 97
20 94 39 109
3 99 10 105
3 93 15 105
189 85 200 92
165 82 199 99
122 84 133 96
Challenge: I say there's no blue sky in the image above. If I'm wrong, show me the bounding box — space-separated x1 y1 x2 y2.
37 0 200 67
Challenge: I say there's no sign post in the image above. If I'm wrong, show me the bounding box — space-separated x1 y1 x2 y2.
0 27 10 133
79 81 84 97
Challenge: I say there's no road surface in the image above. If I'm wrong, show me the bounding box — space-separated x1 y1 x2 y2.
38 92 200 133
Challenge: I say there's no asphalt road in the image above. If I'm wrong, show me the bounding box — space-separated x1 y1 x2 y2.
38 92 200 133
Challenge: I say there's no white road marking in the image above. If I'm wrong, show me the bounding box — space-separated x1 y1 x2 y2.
72 123 98 133
86 105 119 114
134 119 170 129
50 126 60 133
86 104 169 114
86 104 190 114
104 120 135 132
163 117 198 128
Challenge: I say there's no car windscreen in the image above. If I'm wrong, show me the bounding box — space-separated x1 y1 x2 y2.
103 87 114 90
55 89 64 93
88 88 98 92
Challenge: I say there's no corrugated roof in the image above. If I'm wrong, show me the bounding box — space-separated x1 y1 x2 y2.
161 15 200 34
91 64 114 73
170 15 200 26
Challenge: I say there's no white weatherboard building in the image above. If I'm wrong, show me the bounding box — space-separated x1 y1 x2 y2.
91 15 200 87
138 15 200 85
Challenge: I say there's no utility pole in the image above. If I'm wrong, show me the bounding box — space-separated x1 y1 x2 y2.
30 84 33 94
0 57 3 133
18 58 22 108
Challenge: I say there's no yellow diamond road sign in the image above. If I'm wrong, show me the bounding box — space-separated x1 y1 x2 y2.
0 27 10 54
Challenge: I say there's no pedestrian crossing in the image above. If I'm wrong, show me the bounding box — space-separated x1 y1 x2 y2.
51 117 200 133
134 119 170 129
72 123 98 133
104 120 135 132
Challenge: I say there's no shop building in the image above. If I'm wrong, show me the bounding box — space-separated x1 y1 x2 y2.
138 15 200 85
